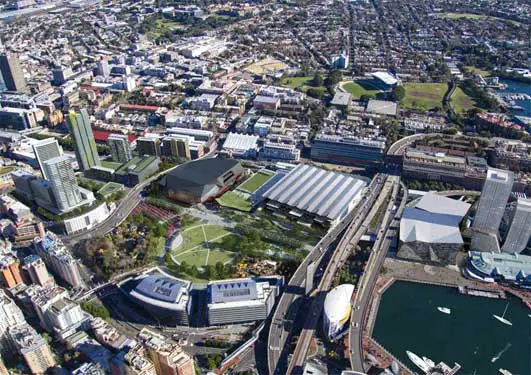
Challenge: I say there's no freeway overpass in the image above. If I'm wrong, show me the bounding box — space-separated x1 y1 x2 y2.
266 173 390 375
285 176 399 374
349 178 406 371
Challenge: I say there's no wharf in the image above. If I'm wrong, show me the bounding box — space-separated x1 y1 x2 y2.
457 285 506 299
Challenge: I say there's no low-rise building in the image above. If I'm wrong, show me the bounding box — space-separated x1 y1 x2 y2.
466 251 531 288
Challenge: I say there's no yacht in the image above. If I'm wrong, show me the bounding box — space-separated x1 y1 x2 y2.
499 369 513 375
422 356 436 368
437 306 451 314
406 351 430 373
493 303 512 326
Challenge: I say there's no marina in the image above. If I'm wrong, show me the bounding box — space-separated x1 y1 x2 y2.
457 285 506 299
372 280 530 374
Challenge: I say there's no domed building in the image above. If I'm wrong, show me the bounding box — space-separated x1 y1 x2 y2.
322 284 355 341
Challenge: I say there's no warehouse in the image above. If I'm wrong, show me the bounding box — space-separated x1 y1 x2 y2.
221 132 259 158
262 164 366 226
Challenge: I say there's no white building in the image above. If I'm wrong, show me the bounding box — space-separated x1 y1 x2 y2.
323 284 355 341
63 203 112 235
222 133 259 158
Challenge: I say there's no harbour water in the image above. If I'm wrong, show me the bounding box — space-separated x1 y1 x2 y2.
373 281 531 374
497 79 531 117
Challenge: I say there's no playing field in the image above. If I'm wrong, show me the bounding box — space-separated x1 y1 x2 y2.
238 171 274 193
401 83 447 110
451 87 477 114
172 224 235 267
245 58 288 74
281 76 313 89
215 191 252 212
342 80 381 99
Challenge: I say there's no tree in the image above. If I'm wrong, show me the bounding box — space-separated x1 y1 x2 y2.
325 70 343 87
311 72 323 87
391 85 406 102
306 87 324 99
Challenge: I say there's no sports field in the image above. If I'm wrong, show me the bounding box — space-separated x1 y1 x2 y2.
238 171 274 193
451 87 477 114
401 83 447 110
342 80 381 99
172 224 235 267
245 58 288 74
215 191 252 212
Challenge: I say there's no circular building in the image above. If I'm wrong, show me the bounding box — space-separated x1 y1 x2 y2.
323 284 355 341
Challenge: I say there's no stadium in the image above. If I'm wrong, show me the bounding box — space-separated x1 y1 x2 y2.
323 284 355 341
163 158 244 204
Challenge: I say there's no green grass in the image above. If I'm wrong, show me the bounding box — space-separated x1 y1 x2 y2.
342 81 381 99
0 166 16 175
101 160 122 170
465 66 491 77
280 76 313 89
97 182 124 197
437 12 486 19
238 171 274 193
147 18 182 38
216 191 252 212
452 87 477 114
401 82 447 111
172 225 235 267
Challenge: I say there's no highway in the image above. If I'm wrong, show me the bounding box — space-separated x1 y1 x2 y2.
267 174 388 375
349 176 405 371
285 176 398 375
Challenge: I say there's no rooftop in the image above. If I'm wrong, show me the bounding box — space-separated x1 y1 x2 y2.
222 132 259 151
468 251 531 282
400 207 464 244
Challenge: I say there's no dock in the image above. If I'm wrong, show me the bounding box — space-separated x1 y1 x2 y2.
457 285 506 299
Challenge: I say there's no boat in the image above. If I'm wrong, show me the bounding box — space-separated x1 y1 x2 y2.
499 369 513 375
493 303 512 326
422 356 436 368
406 351 430 373
437 306 451 314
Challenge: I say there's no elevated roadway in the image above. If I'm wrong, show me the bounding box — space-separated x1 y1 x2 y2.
267 174 388 375
349 178 406 371
286 176 399 374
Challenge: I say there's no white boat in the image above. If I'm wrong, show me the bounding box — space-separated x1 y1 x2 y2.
422 356 436 368
493 303 512 326
406 351 430 373
437 306 451 314
499 369 513 375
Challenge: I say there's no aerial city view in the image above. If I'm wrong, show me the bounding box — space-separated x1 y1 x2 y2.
0 0 529 374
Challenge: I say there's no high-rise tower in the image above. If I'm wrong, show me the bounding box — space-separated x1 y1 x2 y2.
67 109 101 171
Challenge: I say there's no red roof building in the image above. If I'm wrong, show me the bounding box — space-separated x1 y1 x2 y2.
119 104 160 113
92 130 136 144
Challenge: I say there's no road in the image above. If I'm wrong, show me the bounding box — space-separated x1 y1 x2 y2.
286 176 398 375
349 176 405 371
267 174 388 375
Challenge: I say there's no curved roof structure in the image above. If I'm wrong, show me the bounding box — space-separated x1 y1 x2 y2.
129 274 190 311
323 284 355 325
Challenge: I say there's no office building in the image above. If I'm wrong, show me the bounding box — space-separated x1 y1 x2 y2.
0 289 26 355
95 59 110 78
162 136 191 160
0 52 28 93
12 169 36 200
0 254 23 288
0 107 40 130
32 138 62 179
33 231 84 288
137 136 161 157
323 284 355 341
502 198 531 253
206 277 280 325
9 323 56 374
311 135 385 166
221 132 259 158
128 274 191 325
0 354 8 375
111 344 156 375
52 66 73 86
65 331 113 373
260 141 300 161
108 134 133 163
262 164 366 227
23 255 53 287
67 109 101 171
137 328 195 375
471 168 514 252
30 179 57 211
113 156 160 187
43 155 82 212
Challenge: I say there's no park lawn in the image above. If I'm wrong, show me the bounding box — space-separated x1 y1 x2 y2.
238 171 274 193
342 81 381 99
147 18 182 38
202 224 230 241
401 82 447 111
452 87 477 114
465 66 491 77
280 76 313 89
216 191 252 212
178 226 206 252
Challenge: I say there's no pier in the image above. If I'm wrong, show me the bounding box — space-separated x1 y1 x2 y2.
457 285 506 299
